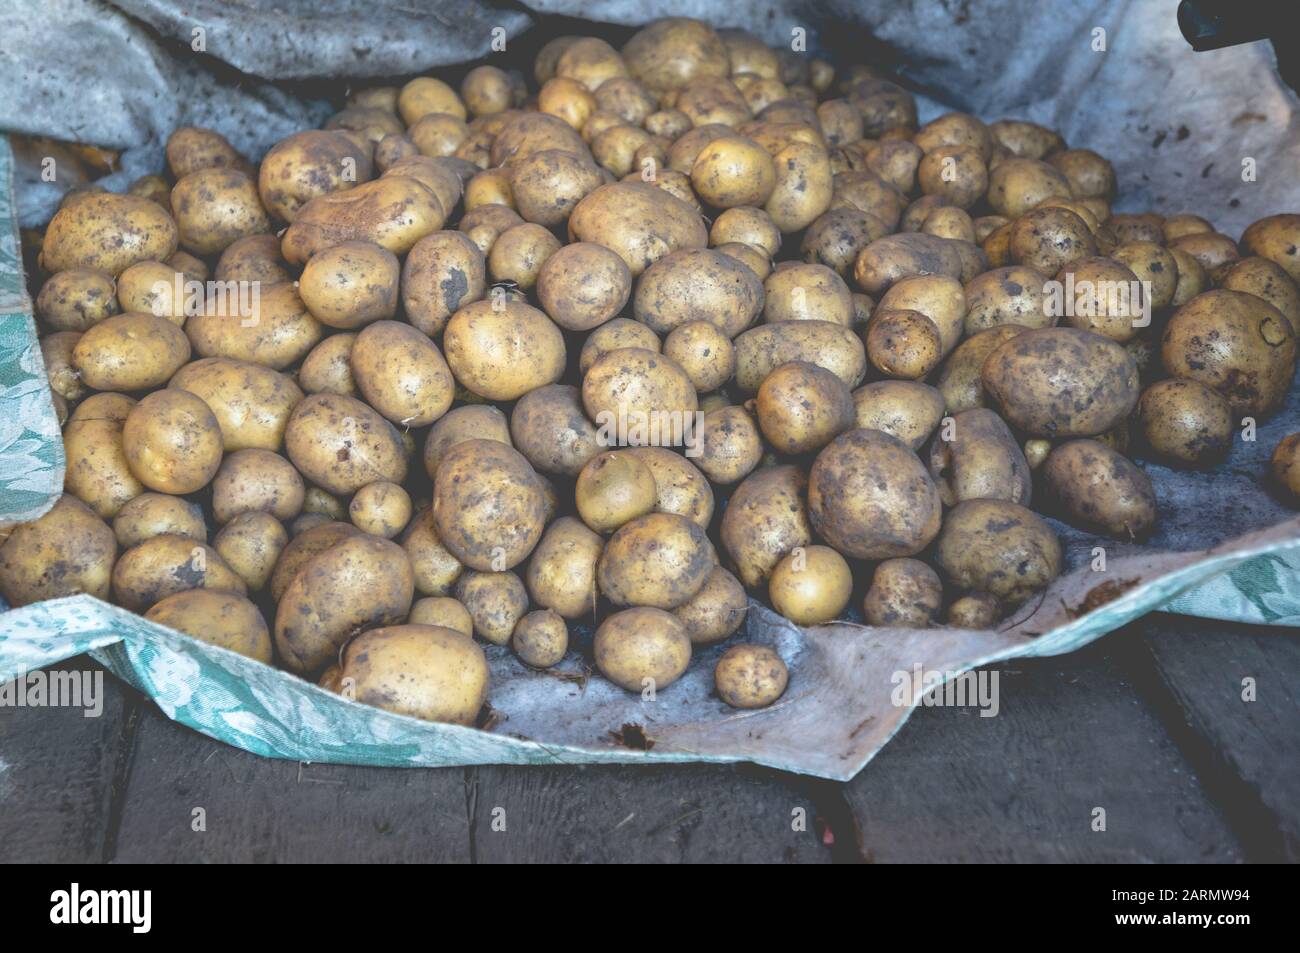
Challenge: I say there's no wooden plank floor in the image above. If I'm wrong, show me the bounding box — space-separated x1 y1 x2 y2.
0 615 1295 863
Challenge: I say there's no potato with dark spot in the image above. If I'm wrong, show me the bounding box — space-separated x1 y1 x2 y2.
917 145 988 209
122 389 223 496
866 308 943 380
298 241 400 329
594 607 692 693
274 533 413 674
524 516 601 619
579 319 661 373
853 233 965 297
734 320 866 392
62 394 144 519
864 558 943 628
672 565 747 644
170 357 303 452
936 324 1027 414
986 158 1071 218
1240 213 1300 284
714 643 787 708
281 175 446 266
166 126 248 179
1137 378 1234 466
1052 257 1146 343
113 493 205 549
598 512 716 609
0 496 116 606
433 439 546 571
627 446 715 528
451 569 527 645
213 512 288 591
145 588 271 663
341 625 489 725
349 482 412 539
663 320 736 393
422 405 511 479
172 169 270 256
964 265 1051 334
929 408 1032 506
799 206 888 278
768 544 852 625
350 320 454 428
1043 439 1158 539
1219 257 1300 335
211 449 304 524
257 130 373 223
808 428 942 560
582 347 698 435
1273 433 1300 501
1161 290 1296 417
1110 241 1177 310
443 299 566 401
756 361 854 454
400 231 486 337
506 384 599 477
635 247 764 336
935 499 1062 607
719 464 812 588
284 393 407 496
763 262 853 327
947 591 1001 628
41 193 178 277
1009 206 1096 276
536 242 631 332
186 281 322 371
512 608 568 667
73 312 190 392
569 181 708 276
112 534 247 612
982 327 1140 437
36 269 118 332
851 380 945 451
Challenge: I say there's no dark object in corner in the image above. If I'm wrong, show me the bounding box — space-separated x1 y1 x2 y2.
1179 0 1300 92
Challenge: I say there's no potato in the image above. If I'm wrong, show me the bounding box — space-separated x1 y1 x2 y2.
756 361 854 454
1240 213 1300 284
257 130 373 223
112 534 246 612
72 312 190 392
113 260 188 324
186 281 322 370
539 77 597 130
847 381 943 451
934 325 1025 414
422 405 511 479
853 233 965 296
512 608 569 667
763 262 852 326
572 451 655 534
863 558 942 628
663 564 746 645
209 449 303 525
443 299 566 401
268 520 355 600
1009 206 1096 276
36 269 118 331
1219 257 1300 335
433 439 546 571
1043 439 1157 539
299 334 358 397
172 169 270 256
408 597 474 636
348 320 454 428
964 265 1051 334
1273 433 1300 500
660 320 736 394
113 493 205 549
408 112 469 158
1161 290 1296 417
297 241 400 329
281 175 445 266
400 231 486 337
710 206 781 257
348 481 412 539
169 357 303 453
122 389 223 495
569 181 708 276
935 499 1062 607
144 588 271 663
598 512 716 609
982 327 1140 437
947 592 1001 628
616 448 711 530
929 408 1032 506
865 308 943 379
456 570 529 644
582 347 698 435
213 511 288 591
274 533 413 674
534 242 631 332
303 486 347 521
689 135 776 208
593 607 692 693
623 18 729 93
40 331 84 403
633 248 763 337
374 134 419 172
688 405 758 486
383 155 466 218
1137 378 1234 467
41 193 177 277
917 145 988 209
986 158 1072 218
734 320 866 392
62 394 143 518
1168 245 1208 308
165 126 247 178
579 319 661 374
796 208 886 280
768 544 852 625
1051 257 1145 343
1169 231 1240 275
808 428 942 559
764 141 833 232
284 393 408 495
401 507 464 597
717 464 810 588
0 496 116 606
714 643 787 708
340 625 488 726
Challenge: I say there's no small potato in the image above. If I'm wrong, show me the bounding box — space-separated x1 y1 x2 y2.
922 206 975 242
409 112 469 158
113 493 206 548
756 361 854 454
36 269 118 332
948 592 1001 628
864 558 943 628
715 241 771 279
40 331 85 402
423 404 512 478
983 327 1140 437
433 440 546 571
593 607 692 693
1053 257 1145 343
1043 439 1158 539
598 512 716 609
401 508 464 597
865 308 943 379
1219 257 1300 336
852 380 946 451
935 324 1027 414
693 405 762 486
145 589 271 663
275 534 413 674
341 625 488 726
209 449 304 524
62 394 144 519
284 393 408 496
73 312 190 392
400 231 487 337
512 608 568 667
964 266 1052 334
575 451 658 533
398 77 466 124
691 135 776 208
667 563 747 646
764 141 833 232
186 281 322 371
1009 206 1096 276
213 511 289 591
374 133 419 172
281 175 445 265
488 222 561 289
409 596 474 636
768 544 852 625
350 320 454 427
1110 241 1178 311
714 643 788 708
936 500 1062 606
521 516 601 619
350 481 412 538
733 320 866 392
169 357 304 452
166 126 247 179
41 193 178 277
568 181 708 276
0 496 116 606
579 319 661 374
662 321 736 394
763 262 853 326
809 428 942 560
635 247 764 336
536 241 631 331
582 347 698 434
720 464 812 587
444 300 566 400
986 158 1072 218
298 334 358 396
1241 213 1300 284
456 570 529 645
1137 378 1234 466
929 408 1032 506
122 389 224 495
539 76 597 130
298 241 400 329
711 206 781 257
171 169 270 256
257 130 373 223
1273 433 1300 500
112 534 247 612
303 486 346 520
1169 246 1208 308
116 260 190 324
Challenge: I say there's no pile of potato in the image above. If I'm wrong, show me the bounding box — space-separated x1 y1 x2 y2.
4 17 1299 725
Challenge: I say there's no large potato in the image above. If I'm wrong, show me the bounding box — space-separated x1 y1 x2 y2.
284 394 408 495
634 247 763 336
41 193 177 277
170 357 303 452
423 404 512 478
598 512 716 609
582 347 698 435
808 428 942 560
536 241 631 331
510 384 602 477
122 389 224 495
719 464 812 588
756 361 854 454
928 408 1032 506
593 607 692 692
623 18 729 93
733 320 866 392
113 493 206 548
0 496 116 606
935 324 1027 414
145 589 271 663
1043 439 1157 539
432 439 547 571
281 176 446 265
1137 378 1234 466
274 534 414 674
510 149 603 226
72 312 190 392
568 181 708 276
340 625 489 725
186 281 323 370
935 499 1062 607
258 130 372 222
111 534 246 611
36 269 118 332
351 320 454 427
171 169 270 256
298 241 400 329
443 300 566 401
853 233 965 296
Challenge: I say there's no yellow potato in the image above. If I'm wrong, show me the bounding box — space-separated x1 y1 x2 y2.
72 312 191 392
443 300 566 401
0 496 116 606
145 589 271 663
593 607 692 692
41 192 178 277
340 625 488 726
281 176 446 266
122 389 224 495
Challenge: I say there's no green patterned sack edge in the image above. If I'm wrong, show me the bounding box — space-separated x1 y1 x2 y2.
0 134 65 527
